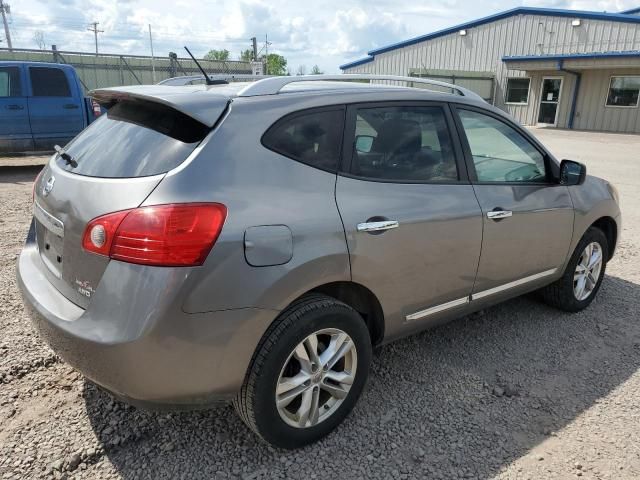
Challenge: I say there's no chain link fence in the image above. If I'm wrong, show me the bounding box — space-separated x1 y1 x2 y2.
0 47 253 91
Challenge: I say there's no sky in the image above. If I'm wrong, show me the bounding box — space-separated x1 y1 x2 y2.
2 0 639 73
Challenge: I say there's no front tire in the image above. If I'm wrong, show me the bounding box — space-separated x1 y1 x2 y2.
540 227 608 312
233 294 372 449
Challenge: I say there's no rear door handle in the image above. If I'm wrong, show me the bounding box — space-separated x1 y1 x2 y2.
486 209 513 220
5 104 24 110
63 104 80 109
357 220 399 232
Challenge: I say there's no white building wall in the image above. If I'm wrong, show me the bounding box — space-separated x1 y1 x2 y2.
343 13 640 129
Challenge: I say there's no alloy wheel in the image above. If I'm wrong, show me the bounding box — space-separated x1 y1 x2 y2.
573 241 603 301
275 328 357 428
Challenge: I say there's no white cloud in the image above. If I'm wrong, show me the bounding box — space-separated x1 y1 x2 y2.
4 0 640 73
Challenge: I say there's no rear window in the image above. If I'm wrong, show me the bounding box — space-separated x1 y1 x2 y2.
57 100 210 178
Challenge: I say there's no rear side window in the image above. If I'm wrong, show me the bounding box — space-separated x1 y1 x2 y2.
29 67 71 97
262 109 344 172
0 67 21 97
57 100 210 178
350 105 458 182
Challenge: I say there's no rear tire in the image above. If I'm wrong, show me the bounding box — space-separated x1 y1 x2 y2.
540 227 608 312
233 294 372 449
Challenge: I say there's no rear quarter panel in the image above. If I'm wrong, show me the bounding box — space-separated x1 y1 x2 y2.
141 96 351 313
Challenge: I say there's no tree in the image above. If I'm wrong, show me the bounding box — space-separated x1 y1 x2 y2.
239 49 254 62
263 53 287 76
33 31 46 50
310 65 324 75
296 64 307 76
204 49 230 61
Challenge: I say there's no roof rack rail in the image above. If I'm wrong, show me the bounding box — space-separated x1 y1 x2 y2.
236 74 485 102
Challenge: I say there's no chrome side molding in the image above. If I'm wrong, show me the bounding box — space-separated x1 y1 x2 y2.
405 268 558 322
405 297 469 322
471 268 558 300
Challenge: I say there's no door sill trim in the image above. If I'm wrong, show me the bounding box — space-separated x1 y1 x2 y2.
471 268 558 301
404 268 559 322
405 297 469 322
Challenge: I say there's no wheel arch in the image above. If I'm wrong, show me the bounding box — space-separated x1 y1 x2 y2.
590 216 617 260
305 281 385 346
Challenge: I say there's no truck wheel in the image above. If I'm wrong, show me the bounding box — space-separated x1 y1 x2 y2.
233 294 372 449
540 227 608 312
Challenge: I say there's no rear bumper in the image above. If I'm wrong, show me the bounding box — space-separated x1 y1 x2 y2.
17 243 277 408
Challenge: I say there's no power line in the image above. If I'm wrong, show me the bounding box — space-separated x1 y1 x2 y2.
87 21 103 55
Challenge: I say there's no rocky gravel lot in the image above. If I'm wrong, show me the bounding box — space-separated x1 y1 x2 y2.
1 129 640 480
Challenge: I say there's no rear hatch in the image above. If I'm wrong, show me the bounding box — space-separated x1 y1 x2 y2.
32 87 229 308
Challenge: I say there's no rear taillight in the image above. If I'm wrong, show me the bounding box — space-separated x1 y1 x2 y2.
91 99 102 117
82 203 227 267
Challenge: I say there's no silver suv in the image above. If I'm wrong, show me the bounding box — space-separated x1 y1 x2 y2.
18 75 621 449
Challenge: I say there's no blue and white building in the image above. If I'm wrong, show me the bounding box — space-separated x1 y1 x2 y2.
341 7 640 133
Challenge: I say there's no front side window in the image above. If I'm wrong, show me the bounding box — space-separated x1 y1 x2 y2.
505 78 530 104
29 67 71 97
606 76 640 107
262 109 344 172
350 105 458 182
0 67 20 97
458 109 546 183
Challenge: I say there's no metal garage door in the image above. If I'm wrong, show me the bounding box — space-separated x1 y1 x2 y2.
409 70 495 103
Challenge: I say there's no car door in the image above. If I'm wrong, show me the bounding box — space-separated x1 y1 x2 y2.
27 66 84 150
452 105 573 300
0 65 34 153
335 102 483 340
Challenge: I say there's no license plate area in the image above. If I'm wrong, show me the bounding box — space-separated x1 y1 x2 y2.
34 202 64 279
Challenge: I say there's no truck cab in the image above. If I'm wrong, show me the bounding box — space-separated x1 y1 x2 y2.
0 61 99 154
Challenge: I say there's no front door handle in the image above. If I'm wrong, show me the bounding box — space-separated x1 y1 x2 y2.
5 104 24 110
486 209 513 220
357 220 399 233
63 104 80 109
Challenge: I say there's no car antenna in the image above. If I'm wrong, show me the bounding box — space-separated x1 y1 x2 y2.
183 47 228 85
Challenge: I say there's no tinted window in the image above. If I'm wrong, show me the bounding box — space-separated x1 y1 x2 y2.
56 100 210 178
458 109 546 183
505 78 530 104
262 109 344 172
350 105 458 182
30 67 71 97
0 67 21 97
606 76 640 107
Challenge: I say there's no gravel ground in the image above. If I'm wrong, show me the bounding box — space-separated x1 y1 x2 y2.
1 128 639 480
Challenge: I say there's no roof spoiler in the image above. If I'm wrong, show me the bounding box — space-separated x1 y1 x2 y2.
90 86 230 127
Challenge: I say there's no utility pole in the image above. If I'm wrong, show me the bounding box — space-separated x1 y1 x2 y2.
87 22 103 55
251 37 257 61
0 0 12 51
148 24 156 83
264 34 271 75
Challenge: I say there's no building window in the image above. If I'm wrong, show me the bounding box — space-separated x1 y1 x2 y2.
606 76 640 107
505 78 530 104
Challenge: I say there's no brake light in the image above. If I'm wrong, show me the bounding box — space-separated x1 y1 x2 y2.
91 99 102 117
82 203 227 267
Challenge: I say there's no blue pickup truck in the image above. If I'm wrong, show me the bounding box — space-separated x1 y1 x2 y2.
0 61 101 154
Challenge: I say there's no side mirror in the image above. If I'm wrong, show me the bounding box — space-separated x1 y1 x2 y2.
559 159 587 186
355 135 374 153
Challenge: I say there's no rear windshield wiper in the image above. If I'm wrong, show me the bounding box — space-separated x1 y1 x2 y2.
54 145 78 168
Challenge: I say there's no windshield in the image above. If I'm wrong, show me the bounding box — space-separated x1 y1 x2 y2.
56 100 210 178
